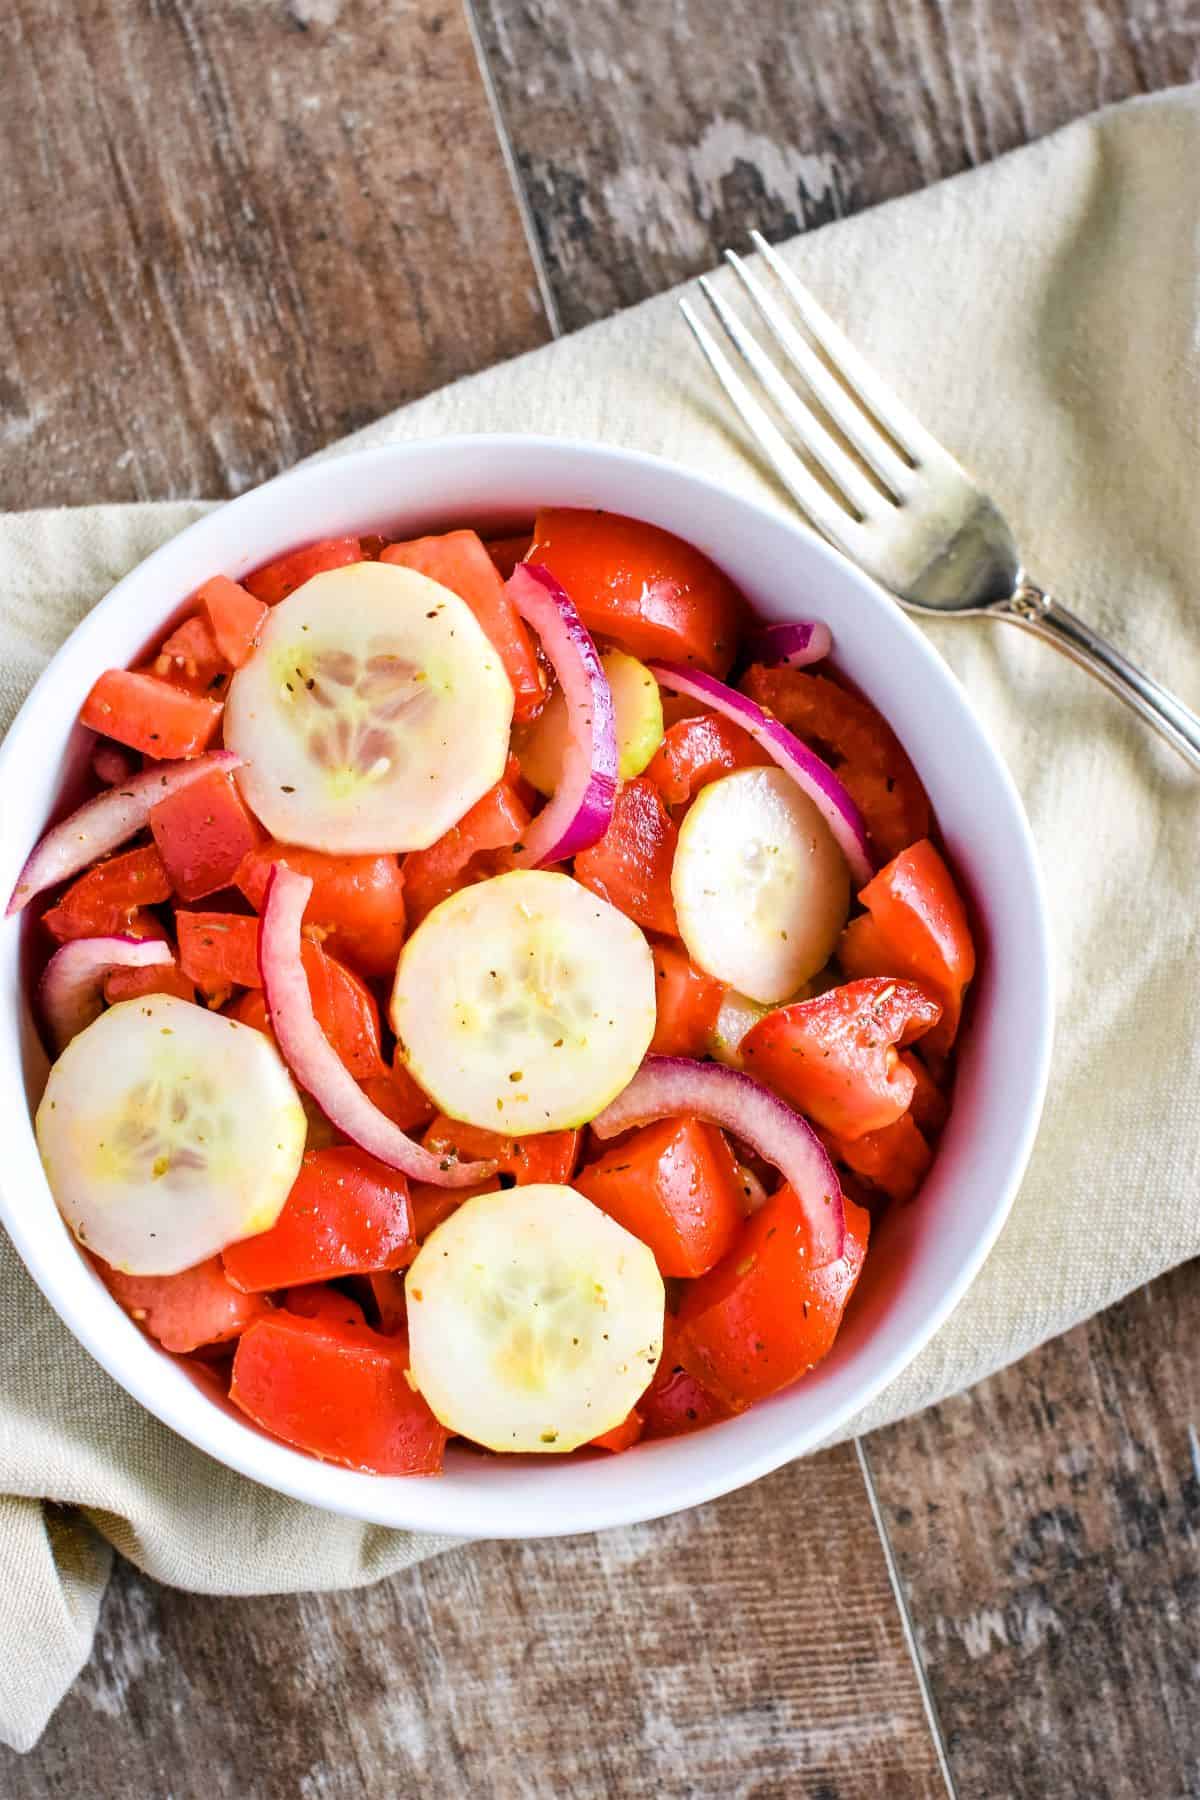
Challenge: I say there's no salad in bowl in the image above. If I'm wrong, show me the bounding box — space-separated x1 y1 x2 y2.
8 498 978 1480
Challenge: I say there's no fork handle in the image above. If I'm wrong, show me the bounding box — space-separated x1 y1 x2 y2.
994 582 1200 772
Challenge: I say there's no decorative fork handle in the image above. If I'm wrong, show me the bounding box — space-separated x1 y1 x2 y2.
995 581 1200 772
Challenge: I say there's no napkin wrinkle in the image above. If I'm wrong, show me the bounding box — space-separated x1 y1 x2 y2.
3 83 1199 1752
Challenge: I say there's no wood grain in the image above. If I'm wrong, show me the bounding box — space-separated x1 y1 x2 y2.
473 0 1200 330
0 1447 946 1799
869 1257 1200 1799
0 0 550 510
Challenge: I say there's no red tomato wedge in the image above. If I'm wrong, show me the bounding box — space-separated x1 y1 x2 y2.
222 1146 416 1292
401 771 529 925
41 844 172 943
98 1255 268 1353
675 1189 870 1410
408 1177 500 1242
237 842 406 978
838 840 976 1055
645 712 771 808
741 978 941 1141
358 1063 436 1136
422 1115 581 1187
575 1118 742 1278
230 1312 449 1475
196 576 268 667
901 1050 950 1137
283 1284 369 1329
639 1319 732 1440
822 1112 932 1203
150 769 262 901
590 1410 644 1453
573 777 678 936
528 509 745 676
177 912 262 990
484 533 533 580
103 962 197 1006
153 616 231 696
243 536 363 604
81 669 224 760
740 666 931 861
648 939 723 1058
382 531 545 722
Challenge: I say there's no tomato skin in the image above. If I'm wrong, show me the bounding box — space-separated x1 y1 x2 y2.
483 533 533 580
150 769 263 902
243 536 363 604
675 1190 870 1410
645 713 771 808
408 1177 501 1242
901 1050 949 1137
103 963 197 1006
741 978 941 1141
238 842 406 978
422 1115 581 1186
401 773 529 925
81 668 224 759
575 1118 742 1278
196 576 268 667
98 1255 268 1353
230 1312 449 1475
649 939 724 1057
382 531 544 722
223 1147 415 1292
283 1284 369 1329
358 1064 436 1137
573 777 679 936
639 1320 731 1439
838 840 976 1054
295 945 385 1078
590 1410 645 1453
153 616 231 696
822 1112 932 1204
41 844 172 942
741 666 931 860
177 911 261 989
528 509 745 676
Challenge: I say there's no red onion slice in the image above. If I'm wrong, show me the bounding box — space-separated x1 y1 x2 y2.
745 619 832 669
592 1054 846 1266
259 865 496 1188
506 563 617 864
7 749 243 917
39 935 174 1053
647 662 873 886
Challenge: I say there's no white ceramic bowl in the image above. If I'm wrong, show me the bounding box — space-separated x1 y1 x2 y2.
0 436 1052 1538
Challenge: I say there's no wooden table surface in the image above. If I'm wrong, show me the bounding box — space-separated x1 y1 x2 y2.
2 3 1198 1795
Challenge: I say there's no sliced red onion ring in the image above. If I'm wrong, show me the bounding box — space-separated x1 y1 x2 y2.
591 1054 846 1266
39 935 174 1053
505 563 617 865
745 619 832 669
7 749 243 917
259 865 495 1188
647 662 873 886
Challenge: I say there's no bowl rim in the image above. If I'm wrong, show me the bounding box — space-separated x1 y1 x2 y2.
0 432 1053 1537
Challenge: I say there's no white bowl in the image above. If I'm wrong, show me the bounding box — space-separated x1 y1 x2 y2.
0 436 1051 1538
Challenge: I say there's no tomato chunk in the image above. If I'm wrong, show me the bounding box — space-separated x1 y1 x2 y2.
573 777 678 936
401 772 530 925
230 1312 449 1475
528 509 745 676
98 1255 268 1353
484 533 533 579
742 978 941 1140
649 939 724 1057
150 769 262 901
639 1319 731 1440
301 943 385 1078
901 1050 949 1137
104 962 197 1006
590 1410 644 1453
838 840 976 1055
153 615 231 696
244 536 363 604
645 712 771 808
822 1112 932 1204
237 842 406 978
197 575 269 668
41 844 172 942
575 1118 742 1278
675 1189 870 1410
177 911 261 990
422 1115 580 1186
408 1177 501 1242
223 1147 415 1292
283 1284 369 1329
81 668 224 759
358 1067 435 1140
367 1272 408 1334
382 531 544 721
741 666 931 860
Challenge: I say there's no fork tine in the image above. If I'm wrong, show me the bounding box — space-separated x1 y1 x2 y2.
678 299 870 559
749 230 944 467
696 275 881 522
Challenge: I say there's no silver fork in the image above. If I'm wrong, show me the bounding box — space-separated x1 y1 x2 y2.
680 230 1200 770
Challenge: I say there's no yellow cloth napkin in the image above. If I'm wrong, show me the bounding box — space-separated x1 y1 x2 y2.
3 84 1198 1753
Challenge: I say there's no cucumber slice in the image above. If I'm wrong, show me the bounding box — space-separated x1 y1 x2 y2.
391 869 656 1134
224 562 514 853
672 767 850 1005
517 649 663 795
407 1183 664 1452
36 994 307 1276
